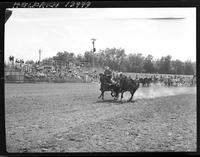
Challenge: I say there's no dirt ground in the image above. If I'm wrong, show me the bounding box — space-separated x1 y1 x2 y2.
5 83 196 152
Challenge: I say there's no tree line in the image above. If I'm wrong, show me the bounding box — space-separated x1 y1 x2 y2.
25 47 195 75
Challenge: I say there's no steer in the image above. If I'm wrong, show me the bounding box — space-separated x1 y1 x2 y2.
116 75 139 102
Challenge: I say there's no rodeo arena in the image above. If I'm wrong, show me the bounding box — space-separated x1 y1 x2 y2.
5 54 197 152
4 9 197 153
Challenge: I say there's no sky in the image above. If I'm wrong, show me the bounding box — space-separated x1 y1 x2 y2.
5 8 196 62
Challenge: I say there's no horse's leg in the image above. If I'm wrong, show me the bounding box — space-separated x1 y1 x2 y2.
114 94 118 100
111 90 114 97
116 91 119 99
113 90 119 100
102 91 105 100
98 90 103 99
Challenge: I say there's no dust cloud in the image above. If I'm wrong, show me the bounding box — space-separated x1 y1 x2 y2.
124 84 196 100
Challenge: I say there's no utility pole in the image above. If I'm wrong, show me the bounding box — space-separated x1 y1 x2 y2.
39 49 41 64
91 38 96 72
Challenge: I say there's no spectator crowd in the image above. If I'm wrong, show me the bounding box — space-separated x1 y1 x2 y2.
5 57 196 86
5 58 98 83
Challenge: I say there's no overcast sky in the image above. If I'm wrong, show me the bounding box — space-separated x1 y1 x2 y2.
5 8 196 62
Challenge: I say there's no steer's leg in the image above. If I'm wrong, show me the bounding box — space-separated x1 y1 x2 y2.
128 87 138 102
121 91 124 100
128 91 133 102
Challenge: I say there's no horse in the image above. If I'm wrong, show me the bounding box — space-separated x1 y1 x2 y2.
98 73 120 100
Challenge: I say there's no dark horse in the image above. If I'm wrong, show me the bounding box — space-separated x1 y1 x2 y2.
98 73 120 100
116 75 140 102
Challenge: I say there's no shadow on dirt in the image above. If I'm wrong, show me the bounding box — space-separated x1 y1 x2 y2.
95 99 138 104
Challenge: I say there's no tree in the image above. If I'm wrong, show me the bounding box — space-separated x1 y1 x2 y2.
115 48 126 71
98 48 126 71
83 51 93 67
41 58 54 66
158 55 172 74
127 53 144 72
76 54 84 66
25 60 34 65
19 47 195 74
184 60 194 75
143 54 155 73
152 59 160 73
94 50 105 67
192 62 196 75
53 51 75 68
171 59 184 75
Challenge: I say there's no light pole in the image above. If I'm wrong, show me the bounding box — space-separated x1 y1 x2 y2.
91 38 96 71
39 49 41 64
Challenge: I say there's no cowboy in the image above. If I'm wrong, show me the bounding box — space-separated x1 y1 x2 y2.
104 66 112 84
